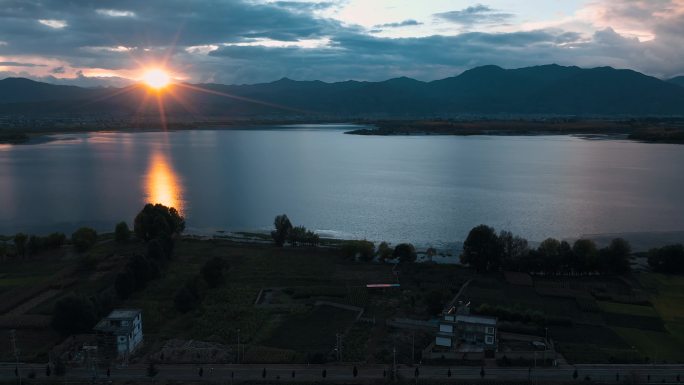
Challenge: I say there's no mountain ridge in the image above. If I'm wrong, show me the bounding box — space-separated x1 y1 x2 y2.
2 64 684 117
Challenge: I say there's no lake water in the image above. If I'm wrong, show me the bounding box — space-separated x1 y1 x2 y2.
1 124 684 248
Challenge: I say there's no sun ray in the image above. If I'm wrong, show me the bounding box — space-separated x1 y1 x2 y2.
176 83 306 113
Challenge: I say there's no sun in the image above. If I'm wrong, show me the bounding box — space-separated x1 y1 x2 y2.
141 69 171 90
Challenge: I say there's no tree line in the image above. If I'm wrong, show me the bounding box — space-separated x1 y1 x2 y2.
460 224 633 275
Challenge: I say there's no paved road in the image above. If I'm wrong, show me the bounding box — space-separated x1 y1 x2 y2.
2 363 684 383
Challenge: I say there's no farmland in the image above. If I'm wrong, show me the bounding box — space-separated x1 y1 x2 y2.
2 232 684 367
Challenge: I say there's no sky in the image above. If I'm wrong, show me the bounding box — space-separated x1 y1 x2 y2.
1 0 684 86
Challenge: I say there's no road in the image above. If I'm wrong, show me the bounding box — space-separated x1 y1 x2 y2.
2 363 684 383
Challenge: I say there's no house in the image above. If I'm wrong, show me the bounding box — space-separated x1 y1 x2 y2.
435 303 497 353
93 309 143 358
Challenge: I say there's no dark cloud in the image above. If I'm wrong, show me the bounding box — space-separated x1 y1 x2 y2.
434 4 514 27
373 19 422 29
0 61 47 67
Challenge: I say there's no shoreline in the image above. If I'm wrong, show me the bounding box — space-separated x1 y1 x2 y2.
2 118 684 145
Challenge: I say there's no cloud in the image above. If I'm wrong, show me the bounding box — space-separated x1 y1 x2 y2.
0 0 684 85
434 4 514 27
0 61 47 67
374 19 422 29
38 19 68 29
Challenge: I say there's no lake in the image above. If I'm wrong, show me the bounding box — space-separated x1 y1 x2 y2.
1 124 684 248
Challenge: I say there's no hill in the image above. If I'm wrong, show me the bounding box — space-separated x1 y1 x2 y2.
2 65 684 118
669 76 684 88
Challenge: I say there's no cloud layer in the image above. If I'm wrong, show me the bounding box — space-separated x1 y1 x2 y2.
0 0 683 86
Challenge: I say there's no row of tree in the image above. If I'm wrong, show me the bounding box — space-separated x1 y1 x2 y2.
460 225 632 275
271 214 320 247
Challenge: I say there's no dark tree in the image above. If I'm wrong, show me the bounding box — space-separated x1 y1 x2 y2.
271 214 292 247
648 244 684 274
115 221 131 242
415 367 420 377
377 242 393 262
134 203 185 241
115 271 136 299
599 238 631 274
72 227 98 252
262 368 267 378
572 239 599 273
198 367 203 377
353 366 358 377
46 364 51 377
127 254 160 290
480 366 485 379
447 368 451 377
341 240 375 261
393 243 417 263
573 368 578 380
424 290 445 315
14 233 28 258
174 286 199 313
322 369 327 378
201 257 227 288
460 225 502 272
147 238 168 261
45 232 66 248
147 363 158 377
500 230 529 261
51 295 97 336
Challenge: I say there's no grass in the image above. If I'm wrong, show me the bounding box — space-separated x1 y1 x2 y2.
598 301 659 317
613 327 684 362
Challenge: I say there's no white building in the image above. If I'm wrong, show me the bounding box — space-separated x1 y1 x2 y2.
436 305 497 352
94 309 143 357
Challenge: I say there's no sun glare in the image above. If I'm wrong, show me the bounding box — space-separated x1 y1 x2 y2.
142 69 171 89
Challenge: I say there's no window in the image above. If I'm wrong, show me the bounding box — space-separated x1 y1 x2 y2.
485 326 495 335
485 335 494 345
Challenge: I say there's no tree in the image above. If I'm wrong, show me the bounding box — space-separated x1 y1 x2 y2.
599 238 631 274
174 286 199 313
115 271 136 299
480 366 485 379
537 238 562 274
353 366 358 377
341 240 375 261
134 203 185 241
393 243 417 263
147 363 158 377
201 257 227 288
460 225 502 272
572 239 599 273
126 255 160 290
51 295 97 336
500 230 529 261
271 214 292 247
648 244 684 274
424 290 445 315
14 233 27 258
72 227 97 252
115 221 131 242
377 242 393 262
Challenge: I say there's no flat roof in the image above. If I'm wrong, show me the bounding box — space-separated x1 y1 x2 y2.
107 309 141 320
455 314 497 325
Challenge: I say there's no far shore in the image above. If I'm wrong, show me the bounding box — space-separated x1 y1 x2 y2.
2 117 684 145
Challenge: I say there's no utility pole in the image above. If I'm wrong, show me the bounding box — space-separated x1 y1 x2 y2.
392 346 397 381
10 330 21 385
411 332 415 365
335 333 342 362
237 329 240 364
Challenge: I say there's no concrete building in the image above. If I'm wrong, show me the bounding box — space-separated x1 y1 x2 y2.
435 303 497 353
93 309 143 358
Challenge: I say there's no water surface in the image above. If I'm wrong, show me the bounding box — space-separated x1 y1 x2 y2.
1 125 683 247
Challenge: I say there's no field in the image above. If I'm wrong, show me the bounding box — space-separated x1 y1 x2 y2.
3 234 684 366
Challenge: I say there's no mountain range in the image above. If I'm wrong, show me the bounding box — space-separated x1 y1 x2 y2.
2 64 684 118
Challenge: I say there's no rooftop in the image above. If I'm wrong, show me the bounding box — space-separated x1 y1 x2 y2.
107 309 141 320
455 314 497 325
93 309 141 335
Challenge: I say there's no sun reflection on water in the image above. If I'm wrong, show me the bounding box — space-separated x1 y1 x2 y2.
145 149 184 214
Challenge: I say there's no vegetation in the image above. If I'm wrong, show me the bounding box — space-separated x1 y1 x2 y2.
393 243 417 263
341 240 375 261
287 225 320 247
271 214 292 247
71 227 97 252
201 257 227 288
461 225 632 275
115 221 131 242
51 295 98 336
134 203 185 241
648 244 684 273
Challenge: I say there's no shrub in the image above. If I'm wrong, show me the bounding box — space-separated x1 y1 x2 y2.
51 295 98 336
114 221 131 242
72 227 98 252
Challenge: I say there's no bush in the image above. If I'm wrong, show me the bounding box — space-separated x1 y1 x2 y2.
72 227 98 252
174 286 200 313
115 271 136 299
648 244 684 274
115 221 131 242
201 257 227 288
393 243 417 263
51 295 98 336
341 240 375 261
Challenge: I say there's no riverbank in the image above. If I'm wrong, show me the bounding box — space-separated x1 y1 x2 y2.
345 119 684 144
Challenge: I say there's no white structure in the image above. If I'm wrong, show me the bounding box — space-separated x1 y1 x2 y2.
94 309 143 356
435 304 497 351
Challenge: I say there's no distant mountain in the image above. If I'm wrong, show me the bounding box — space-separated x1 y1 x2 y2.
2 64 684 118
669 76 684 88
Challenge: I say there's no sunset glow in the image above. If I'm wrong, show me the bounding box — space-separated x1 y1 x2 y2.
141 69 171 89
145 150 183 213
